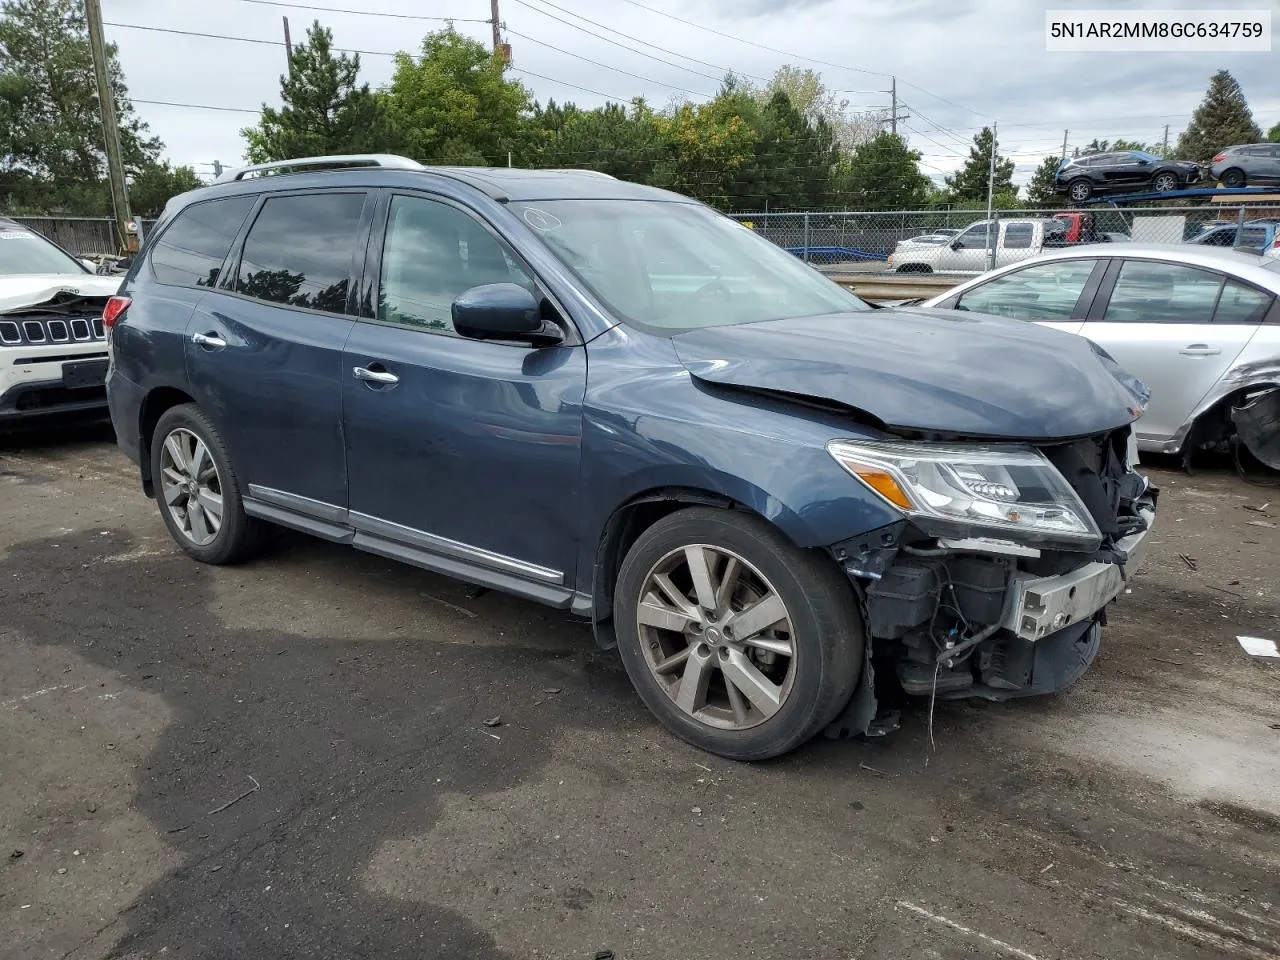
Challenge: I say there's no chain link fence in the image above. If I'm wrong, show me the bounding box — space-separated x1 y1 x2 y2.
732 202 1280 271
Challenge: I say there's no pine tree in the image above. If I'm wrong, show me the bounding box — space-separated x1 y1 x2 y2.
241 22 387 163
944 127 1014 204
831 133 930 211
1175 70 1262 162
1024 156 1064 208
1268 122 1280 143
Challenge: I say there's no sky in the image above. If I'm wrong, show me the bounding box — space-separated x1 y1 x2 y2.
100 0 1280 189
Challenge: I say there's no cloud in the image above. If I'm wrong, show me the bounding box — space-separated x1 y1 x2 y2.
97 0 1279 194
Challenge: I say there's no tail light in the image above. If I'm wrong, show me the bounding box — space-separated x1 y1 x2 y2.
1212 153 1227 163
102 296 131 329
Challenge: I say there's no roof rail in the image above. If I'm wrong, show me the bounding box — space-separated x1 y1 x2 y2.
215 154 424 183
546 168 616 179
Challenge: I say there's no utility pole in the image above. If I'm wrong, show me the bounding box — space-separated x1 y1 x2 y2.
1162 124 1170 156
282 16 295 77
84 0 132 254
212 160 224 179
490 0 502 53
1061 129 1069 160
985 121 998 271
883 76 909 136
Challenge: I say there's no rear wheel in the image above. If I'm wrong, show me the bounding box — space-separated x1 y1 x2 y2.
151 404 260 565
1068 178 1093 202
1151 171 1179 193
613 508 861 760
1220 168 1246 188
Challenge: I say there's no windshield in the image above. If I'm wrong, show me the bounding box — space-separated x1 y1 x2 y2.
511 200 869 332
0 226 88 276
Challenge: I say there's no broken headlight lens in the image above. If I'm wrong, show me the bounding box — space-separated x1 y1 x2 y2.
827 439 1102 551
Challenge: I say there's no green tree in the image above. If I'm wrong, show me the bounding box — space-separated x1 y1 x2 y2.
0 0 161 214
531 98 663 182
830 132 930 210
1176 70 1262 161
731 90 840 210
1267 122 1280 143
385 26 531 165
1024 155 1064 208
944 126 1014 204
241 22 387 163
651 85 759 209
128 162 203 217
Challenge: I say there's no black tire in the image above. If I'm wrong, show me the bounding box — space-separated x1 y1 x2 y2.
1068 178 1093 202
150 403 261 565
613 507 862 761
1151 171 1179 193
896 263 933 274
1220 168 1246 188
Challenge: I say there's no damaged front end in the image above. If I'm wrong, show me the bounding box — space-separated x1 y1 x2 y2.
822 426 1156 738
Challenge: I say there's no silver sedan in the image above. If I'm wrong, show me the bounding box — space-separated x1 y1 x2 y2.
921 244 1280 464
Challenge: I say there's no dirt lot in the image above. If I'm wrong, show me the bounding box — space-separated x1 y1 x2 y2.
2 422 1278 960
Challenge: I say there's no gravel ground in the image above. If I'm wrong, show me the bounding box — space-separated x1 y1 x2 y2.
2 422 1278 960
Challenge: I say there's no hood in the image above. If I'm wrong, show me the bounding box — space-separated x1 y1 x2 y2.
0 274 121 314
670 308 1149 441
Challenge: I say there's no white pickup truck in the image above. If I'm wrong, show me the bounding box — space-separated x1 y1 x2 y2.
887 218 1061 274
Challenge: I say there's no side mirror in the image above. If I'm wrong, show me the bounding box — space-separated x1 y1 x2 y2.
452 283 562 346
950 240 964 250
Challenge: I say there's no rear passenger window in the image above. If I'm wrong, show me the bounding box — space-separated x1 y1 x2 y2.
1214 280 1272 325
149 196 254 288
236 193 365 313
1103 261 1222 323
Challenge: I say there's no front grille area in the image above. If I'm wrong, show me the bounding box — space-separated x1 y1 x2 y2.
0 314 104 346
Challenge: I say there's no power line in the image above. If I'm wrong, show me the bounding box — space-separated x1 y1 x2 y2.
134 98 262 114
509 0 723 84
504 28 713 99
231 0 489 23
614 0 985 119
507 68 629 103
515 0 769 83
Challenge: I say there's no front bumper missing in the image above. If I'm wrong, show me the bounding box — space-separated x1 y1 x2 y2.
1002 503 1156 642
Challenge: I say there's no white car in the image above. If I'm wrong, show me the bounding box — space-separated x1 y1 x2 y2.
922 244 1280 467
888 218 1051 274
0 219 121 424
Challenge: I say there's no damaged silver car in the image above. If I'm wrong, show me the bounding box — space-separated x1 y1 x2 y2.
924 244 1280 470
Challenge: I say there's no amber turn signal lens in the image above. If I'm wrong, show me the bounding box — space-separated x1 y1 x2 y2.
849 465 915 510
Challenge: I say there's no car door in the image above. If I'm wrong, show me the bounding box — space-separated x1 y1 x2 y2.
1078 259 1268 444
940 220 996 272
342 191 587 597
944 257 1105 335
186 190 371 511
1258 145 1280 183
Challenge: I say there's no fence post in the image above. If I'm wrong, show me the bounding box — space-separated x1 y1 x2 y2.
802 212 811 263
1235 203 1247 238
988 210 999 272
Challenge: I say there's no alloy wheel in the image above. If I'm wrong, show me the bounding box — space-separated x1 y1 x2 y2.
1069 181 1091 201
1153 173 1178 192
159 427 224 547
636 544 797 730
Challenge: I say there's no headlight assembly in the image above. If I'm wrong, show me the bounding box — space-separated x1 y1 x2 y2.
827 439 1101 551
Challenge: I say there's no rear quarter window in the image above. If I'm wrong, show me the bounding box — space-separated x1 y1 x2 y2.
149 196 256 288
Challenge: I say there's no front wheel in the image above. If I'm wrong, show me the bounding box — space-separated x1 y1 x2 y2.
1151 172 1179 193
151 404 261 565
613 508 862 760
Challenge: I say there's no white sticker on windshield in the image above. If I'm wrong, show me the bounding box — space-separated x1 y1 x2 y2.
522 208 562 232
0 230 37 240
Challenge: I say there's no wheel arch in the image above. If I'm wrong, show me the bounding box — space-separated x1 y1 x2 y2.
137 385 196 497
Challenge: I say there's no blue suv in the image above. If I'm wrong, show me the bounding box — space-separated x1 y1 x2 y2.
106 155 1157 760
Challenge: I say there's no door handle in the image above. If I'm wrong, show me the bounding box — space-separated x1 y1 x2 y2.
1179 344 1221 357
352 365 399 386
192 331 226 349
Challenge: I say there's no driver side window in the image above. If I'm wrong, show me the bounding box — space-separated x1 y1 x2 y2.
956 221 996 250
378 195 535 336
